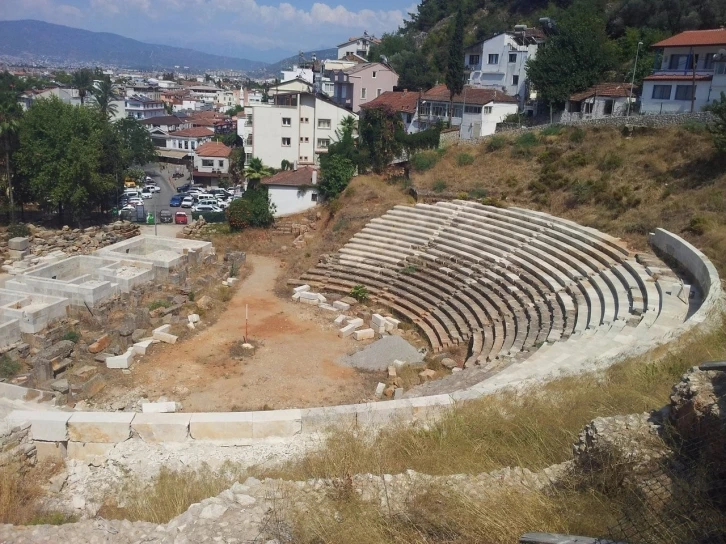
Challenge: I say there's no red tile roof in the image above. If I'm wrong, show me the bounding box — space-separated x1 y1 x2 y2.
569 83 633 102
261 167 318 187
643 74 713 81
360 91 419 113
195 141 232 158
422 84 517 105
172 127 215 138
653 29 726 48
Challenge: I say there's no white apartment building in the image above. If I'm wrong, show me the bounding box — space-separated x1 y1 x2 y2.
238 91 357 168
337 32 379 60
465 26 545 110
641 29 726 114
281 65 314 85
125 94 165 120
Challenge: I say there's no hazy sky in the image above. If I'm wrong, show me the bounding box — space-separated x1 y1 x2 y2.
0 0 418 62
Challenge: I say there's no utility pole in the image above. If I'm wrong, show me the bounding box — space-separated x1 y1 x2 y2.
627 41 643 117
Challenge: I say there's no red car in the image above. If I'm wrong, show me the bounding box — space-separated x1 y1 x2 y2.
174 211 188 225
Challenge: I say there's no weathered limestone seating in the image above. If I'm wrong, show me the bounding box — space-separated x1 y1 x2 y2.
301 201 703 392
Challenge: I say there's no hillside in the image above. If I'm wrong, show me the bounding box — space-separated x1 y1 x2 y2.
0 20 266 72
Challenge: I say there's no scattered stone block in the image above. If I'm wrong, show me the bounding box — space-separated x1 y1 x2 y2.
8 237 29 251
419 369 436 382
131 329 147 343
226 277 238 286
299 291 320 301
196 295 213 310
50 379 69 393
187 322 195 331
68 412 134 442
338 323 358 338
72 365 97 381
440 358 457 369
384 317 401 330
293 284 310 294
394 388 404 400
291 292 301 301
142 401 177 414
299 297 319 306
318 303 337 312
317 294 327 303
393 359 408 369
132 338 154 355
106 348 134 369
153 325 178 344
387 366 397 378
332 301 350 311
94 353 111 363
333 315 346 325
188 313 200 324
353 328 375 341
88 334 111 354
7 249 29 261
371 314 387 328
374 382 386 399
346 317 364 327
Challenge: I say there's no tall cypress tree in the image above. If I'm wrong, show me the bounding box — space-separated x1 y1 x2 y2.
445 7 466 127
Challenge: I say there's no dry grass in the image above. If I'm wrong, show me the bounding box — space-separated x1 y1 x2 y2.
262 319 726 481
97 463 247 524
0 462 75 526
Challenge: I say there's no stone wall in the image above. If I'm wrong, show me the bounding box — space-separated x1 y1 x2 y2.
0 421 36 468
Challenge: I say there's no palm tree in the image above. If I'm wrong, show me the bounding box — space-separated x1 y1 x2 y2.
244 157 273 189
340 115 358 135
72 68 94 106
0 99 22 223
91 78 118 119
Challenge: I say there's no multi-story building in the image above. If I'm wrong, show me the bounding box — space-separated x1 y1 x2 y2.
359 90 419 133
465 26 545 111
641 29 726 114
238 91 357 168
125 94 165 120
337 32 379 59
125 84 161 101
194 141 231 186
329 62 398 113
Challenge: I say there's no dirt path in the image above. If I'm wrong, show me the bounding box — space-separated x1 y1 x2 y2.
107 255 372 411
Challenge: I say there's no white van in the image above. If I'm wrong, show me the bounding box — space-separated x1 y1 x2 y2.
197 198 218 207
123 190 140 199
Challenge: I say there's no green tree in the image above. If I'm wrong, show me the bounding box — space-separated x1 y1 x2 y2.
91 77 118 119
228 148 246 185
72 68 95 106
226 186 276 230
0 95 22 221
445 6 466 126
708 92 726 153
225 105 243 117
319 155 355 199
113 118 157 169
526 3 614 108
244 157 273 189
15 97 114 222
358 106 404 173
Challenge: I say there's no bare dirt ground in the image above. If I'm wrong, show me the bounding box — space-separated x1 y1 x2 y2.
98 255 377 412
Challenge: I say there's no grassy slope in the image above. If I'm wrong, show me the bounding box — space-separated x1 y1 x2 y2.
414 124 726 272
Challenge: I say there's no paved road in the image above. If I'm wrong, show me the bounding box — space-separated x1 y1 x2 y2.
139 163 192 225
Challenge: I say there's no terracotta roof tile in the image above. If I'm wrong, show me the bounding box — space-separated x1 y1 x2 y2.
653 29 726 48
195 141 232 157
569 83 633 102
359 91 419 113
422 84 517 105
172 127 215 138
261 166 318 187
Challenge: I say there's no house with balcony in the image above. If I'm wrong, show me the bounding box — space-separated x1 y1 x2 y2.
125 94 165 120
329 62 399 113
140 115 190 133
337 32 380 60
193 141 231 186
562 83 635 122
150 126 215 163
359 90 420 133
641 29 726 114
415 84 518 139
465 26 545 111
237 91 357 169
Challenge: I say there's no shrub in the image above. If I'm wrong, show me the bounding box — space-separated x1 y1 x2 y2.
0 354 20 380
148 299 171 311
411 151 440 171
598 152 623 172
332 216 349 232
432 180 447 193
188 291 195 302
400 264 419 275
349 284 369 302
683 120 707 134
61 331 80 343
229 260 239 278
468 186 488 199
562 151 589 170
7 223 30 240
540 124 562 137
569 127 585 143
514 132 539 149
686 215 711 235
486 136 507 152
456 152 475 166
319 155 355 199
226 187 276 231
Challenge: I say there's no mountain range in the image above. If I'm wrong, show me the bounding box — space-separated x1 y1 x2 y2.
0 19 337 75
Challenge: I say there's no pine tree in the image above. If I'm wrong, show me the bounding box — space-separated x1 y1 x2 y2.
445 7 466 127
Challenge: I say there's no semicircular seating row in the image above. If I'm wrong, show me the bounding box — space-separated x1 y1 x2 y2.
301 201 693 381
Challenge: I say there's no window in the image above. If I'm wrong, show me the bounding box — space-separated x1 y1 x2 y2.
311 193 318 202
512 75 519 86
218 160 224 168
245 153 253 162
300 137 309 143
191 141 196 149
178 141 183 149
452 105 463 118
488 54 499 64
377 88 382 97
468 54 480 65
509 53 517 63
300 117 309 123
483 106 492 114
318 119 331 129
668 54 694 70
705 53 716 70
717 62 726 75
184 141 188 150
675 85 695 101
652 85 672 100
317 138 330 149
282 117 291 126
202 159 214 167
361 88 367 99
372 71 377 78
464 105 482 114
282 137 291 146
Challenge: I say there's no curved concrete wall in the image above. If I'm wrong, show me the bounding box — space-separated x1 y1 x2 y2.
6 227 723 454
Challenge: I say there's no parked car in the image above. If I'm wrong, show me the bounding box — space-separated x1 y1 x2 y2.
159 210 173 223
141 188 153 199
181 196 194 208
128 198 144 207
169 195 183 207
177 183 192 193
216 200 229 210
145 176 153 183
174 211 188 224
145 183 161 193
193 204 222 213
